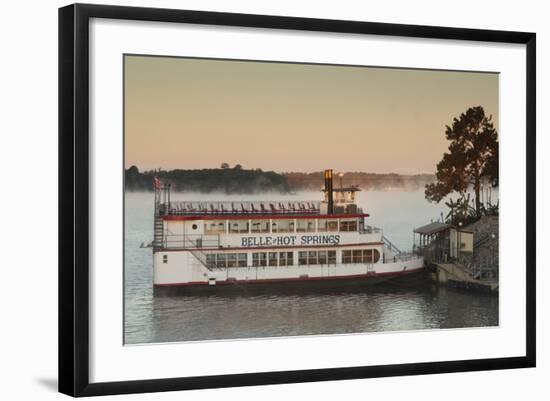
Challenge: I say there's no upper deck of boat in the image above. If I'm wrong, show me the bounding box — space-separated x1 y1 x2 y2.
158 200 368 220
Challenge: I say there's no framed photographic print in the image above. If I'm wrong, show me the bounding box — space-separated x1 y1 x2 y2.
58 3 536 397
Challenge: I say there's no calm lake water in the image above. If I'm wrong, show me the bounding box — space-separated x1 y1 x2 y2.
124 191 498 344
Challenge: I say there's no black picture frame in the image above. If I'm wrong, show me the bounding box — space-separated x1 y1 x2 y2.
59 3 536 397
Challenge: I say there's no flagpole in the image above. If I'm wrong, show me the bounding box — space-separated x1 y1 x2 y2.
154 176 161 217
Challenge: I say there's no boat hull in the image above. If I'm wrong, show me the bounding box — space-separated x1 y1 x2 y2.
153 266 425 296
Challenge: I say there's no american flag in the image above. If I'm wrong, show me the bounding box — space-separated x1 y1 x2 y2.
153 176 162 190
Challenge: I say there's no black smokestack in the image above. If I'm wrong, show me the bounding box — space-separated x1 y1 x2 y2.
324 169 334 214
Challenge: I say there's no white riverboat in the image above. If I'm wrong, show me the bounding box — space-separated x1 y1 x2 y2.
152 170 424 294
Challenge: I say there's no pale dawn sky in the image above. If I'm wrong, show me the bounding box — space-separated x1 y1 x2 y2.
124 55 498 174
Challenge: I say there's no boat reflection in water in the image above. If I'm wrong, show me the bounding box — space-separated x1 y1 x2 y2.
139 278 498 343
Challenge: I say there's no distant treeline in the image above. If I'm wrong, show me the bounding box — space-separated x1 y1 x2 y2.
126 166 435 193
125 166 290 193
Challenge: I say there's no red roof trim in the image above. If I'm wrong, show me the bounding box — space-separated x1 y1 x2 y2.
162 213 369 221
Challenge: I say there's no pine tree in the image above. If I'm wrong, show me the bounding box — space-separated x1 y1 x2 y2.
425 106 498 215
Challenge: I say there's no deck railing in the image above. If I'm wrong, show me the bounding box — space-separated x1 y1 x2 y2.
413 244 450 264
159 200 322 216
163 234 220 249
382 235 402 255
359 225 382 234
393 252 418 262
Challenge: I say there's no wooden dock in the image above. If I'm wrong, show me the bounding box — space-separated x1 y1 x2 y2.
431 263 498 293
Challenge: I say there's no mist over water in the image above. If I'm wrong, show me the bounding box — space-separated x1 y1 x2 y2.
124 190 498 344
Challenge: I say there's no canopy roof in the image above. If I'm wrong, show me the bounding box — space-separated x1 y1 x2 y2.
414 222 453 236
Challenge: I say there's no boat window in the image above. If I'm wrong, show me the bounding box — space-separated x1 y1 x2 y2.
252 252 267 267
204 220 226 234
206 253 248 268
295 251 326 265
339 219 358 232
229 220 249 233
363 249 372 263
361 249 380 263
297 219 316 232
342 250 352 264
237 253 247 267
206 254 216 268
216 254 227 268
251 220 270 233
373 249 380 263
341 248 381 264
271 219 294 233
279 252 294 266
318 219 338 232
363 249 373 263
328 251 337 265
268 252 278 266
227 254 237 268
308 251 318 265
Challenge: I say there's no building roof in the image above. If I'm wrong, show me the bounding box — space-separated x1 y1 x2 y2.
414 222 453 235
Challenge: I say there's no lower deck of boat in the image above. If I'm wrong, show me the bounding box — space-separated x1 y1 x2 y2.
153 266 426 296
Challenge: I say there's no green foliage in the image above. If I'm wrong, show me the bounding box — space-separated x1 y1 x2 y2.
445 193 499 226
125 165 145 190
425 106 498 214
480 199 500 217
445 194 477 226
